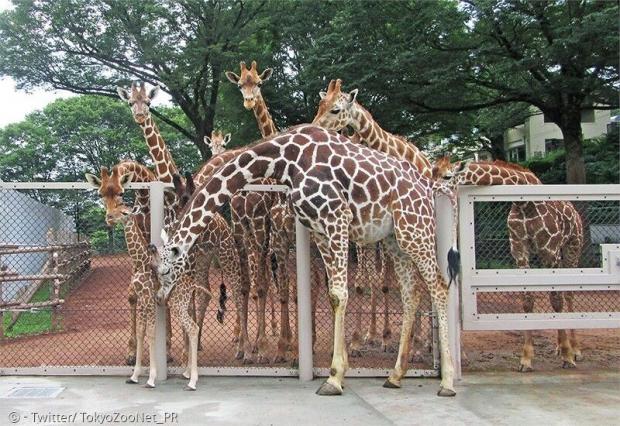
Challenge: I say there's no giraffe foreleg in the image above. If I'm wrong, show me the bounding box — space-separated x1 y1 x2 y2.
127 288 145 385
382 240 420 388
550 291 575 368
350 244 366 357
564 292 582 361
313 213 351 396
125 283 138 366
174 281 200 391
272 232 292 364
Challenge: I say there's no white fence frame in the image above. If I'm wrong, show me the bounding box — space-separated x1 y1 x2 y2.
0 181 441 379
458 184 620 332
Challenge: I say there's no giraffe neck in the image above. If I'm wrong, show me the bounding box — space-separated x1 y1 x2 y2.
459 163 542 186
252 92 278 138
124 216 150 272
139 115 179 183
349 104 432 178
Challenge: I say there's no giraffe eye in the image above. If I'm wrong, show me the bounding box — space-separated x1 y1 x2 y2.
128 101 135 106
330 108 340 114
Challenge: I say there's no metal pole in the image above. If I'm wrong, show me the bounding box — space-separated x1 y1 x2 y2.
435 194 462 380
150 181 168 381
295 218 313 381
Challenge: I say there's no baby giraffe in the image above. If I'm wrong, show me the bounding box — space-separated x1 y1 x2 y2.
86 163 209 390
205 130 232 156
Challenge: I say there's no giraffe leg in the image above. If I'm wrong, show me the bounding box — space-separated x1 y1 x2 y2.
564 292 582 361
175 286 200 391
313 214 351 396
194 251 212 352
127 288 145 384
509 222 536 373
519 293 535 372
350 244 365 358
231 209 252 359
550 291 575 368
125 285 137 365
144 302 157 388
382 240 420 389
381 255 394 353
393 218 455 396
273 237 292 364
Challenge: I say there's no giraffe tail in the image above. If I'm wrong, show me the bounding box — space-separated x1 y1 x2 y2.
216 282 228 324
432 181 460 288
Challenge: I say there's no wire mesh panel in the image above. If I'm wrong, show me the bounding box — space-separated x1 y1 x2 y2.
0 185 137 369
459 185 620 331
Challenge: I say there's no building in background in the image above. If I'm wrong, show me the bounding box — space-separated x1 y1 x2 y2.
503 108 612 162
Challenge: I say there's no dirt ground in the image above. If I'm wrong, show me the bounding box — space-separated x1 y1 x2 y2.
1 254 618 374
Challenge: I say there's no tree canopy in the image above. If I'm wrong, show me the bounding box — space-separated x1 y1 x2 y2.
0 0 617 183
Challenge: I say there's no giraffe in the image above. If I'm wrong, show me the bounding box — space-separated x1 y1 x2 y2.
117 81 211 350
432 156 583 371
85 164 208 389
225 60 295 362
152 124 459 397
205 130 231 156
313 79 436 356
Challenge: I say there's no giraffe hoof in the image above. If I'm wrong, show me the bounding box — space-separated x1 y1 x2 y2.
125 356 136 366
383 379 401 389
143 383 155 389
437 387 456 397
316 381 342 396
235 351 244 360
242 357 254 365
562 361 576 369
256 355 270 365
518 364 533 373
125 378 139 385
273 355 287 364
184 385 196 391
574 352 583 362
182 372 191 379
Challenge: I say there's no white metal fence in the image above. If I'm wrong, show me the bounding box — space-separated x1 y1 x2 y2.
457 184 620 331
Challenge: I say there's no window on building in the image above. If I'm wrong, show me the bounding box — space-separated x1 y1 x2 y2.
508 145 526 162
581 109 595 123
545 138 563 153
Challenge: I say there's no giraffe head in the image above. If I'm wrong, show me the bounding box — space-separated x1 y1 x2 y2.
151 231 190 304
204 130 231 156
225 61 273 110
312 79 358 132
431 155 471 187
116 81 160 124
85 166 135 226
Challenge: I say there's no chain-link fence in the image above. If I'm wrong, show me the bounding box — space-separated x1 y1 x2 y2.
1 184 438 378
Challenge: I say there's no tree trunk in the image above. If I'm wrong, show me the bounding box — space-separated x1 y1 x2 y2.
558 114 586 184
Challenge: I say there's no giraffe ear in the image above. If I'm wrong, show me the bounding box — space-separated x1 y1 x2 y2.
84 173 101 189
116 87 130 101
204 136 212 147
259 68 273 82
223 133 231 145
347 89 358 104
160 229 169 245
225 71 241 84
119 172 134 188
319 91 327 100
148 85 160 100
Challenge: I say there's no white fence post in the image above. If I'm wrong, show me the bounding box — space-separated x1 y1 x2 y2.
295 218 313 381
435 194 462 380
149 181 168 381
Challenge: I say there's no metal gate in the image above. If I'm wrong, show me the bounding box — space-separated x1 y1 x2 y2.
458 184 620 331
0 182 439 379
